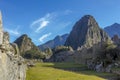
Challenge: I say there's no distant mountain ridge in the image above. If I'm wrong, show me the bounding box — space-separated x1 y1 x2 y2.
38 34 69 50
104 23 120 37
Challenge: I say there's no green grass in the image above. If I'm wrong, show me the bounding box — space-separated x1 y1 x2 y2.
26 62 116 80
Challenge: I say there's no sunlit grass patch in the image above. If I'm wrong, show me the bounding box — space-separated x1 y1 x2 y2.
26 62 116 80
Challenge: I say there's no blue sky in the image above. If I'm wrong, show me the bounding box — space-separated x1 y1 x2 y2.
0 0 120 45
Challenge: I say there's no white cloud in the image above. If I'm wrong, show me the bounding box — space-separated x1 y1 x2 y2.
30 10 72 33
31 13 51 33
39 33 52 43
35 20 49 33
4 26 20 36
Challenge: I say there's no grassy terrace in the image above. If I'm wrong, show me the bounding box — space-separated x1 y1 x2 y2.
26 62 117 80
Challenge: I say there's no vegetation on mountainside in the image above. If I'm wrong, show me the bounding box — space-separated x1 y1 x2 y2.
26 63 117 80
95 41 120 67
23 50 45 59
53 46 73 54
14 34 46 60
23 46 73 60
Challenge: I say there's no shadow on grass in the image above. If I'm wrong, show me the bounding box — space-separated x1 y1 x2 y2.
41 62 120 80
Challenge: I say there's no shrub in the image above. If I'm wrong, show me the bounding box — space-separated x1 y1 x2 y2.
53 46 73 54
23 50 45 59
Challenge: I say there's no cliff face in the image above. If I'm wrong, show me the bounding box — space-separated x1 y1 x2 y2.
0 11 3 44
112 35 120 47
14 34 44 59
65 15 110 50
0 11 26 80
14 34 40 55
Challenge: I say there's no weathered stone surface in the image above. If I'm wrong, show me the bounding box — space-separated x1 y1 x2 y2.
44 46 74 62
0 11 3 45
0 11 26 80
112 69 120 75
112 35 120 47
0 52 26 80
14 34 41 56
45 51 74 62
65 15 110 50
95 62 104 72
64 46 98 64
105 64 113 72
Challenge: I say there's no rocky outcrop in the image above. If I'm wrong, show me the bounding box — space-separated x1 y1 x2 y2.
0 11 3 45
65 15 110 50
112 35 120 47
45 51 74 62
14 34 42 56
39 34 69 50
0 11 26 80
44 46 73 62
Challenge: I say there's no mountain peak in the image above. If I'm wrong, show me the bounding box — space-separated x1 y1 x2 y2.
14 34 40 55
104 23 120 37
80 15 95 22
54 35 61 40
65 15 110 49
21 34 28 38
82 15 94 19
112 23 120 27
38 34 69 50
74 15 98 30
